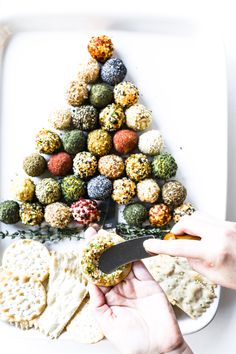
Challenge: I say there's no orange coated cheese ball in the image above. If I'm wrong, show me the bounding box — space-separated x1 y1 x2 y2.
88 35 113 63
149 203 172 227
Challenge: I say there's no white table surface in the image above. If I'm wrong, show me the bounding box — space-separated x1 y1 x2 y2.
0 1 236 353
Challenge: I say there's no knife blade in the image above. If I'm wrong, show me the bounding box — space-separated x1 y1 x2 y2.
100 198 117 230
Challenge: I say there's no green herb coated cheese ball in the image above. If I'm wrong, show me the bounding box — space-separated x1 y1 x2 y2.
98 155 124 179
36 178 61 205
125 104 152 131
65 80 88 106
13 178 35 202
125 153 151 182
89 83 114 109
137 178 160 203
112 178 136 205
162 180 187 207
45 202 71 229
62 129 87 155
77 58 100 84
19 202 44 226
49 107 72 130
114 81 139 108
73 152 98 179
71 105 98 131
139 130 164 156
123 203 147 226
61 175 86 203
35 129 61 154
99 103 125 131
173 203 195 223
113 129 138 155
0 200 20 224
149 203 172 227
87 129 112 156
23 153 47 177
88 35 113 63
152 153 177 180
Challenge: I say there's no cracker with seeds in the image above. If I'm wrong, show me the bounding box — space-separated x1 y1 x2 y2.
65 296 104 344
144 255 216 319
2 239 50 282
34 252 87 338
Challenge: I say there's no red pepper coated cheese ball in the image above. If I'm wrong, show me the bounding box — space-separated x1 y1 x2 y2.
149 203 172 227
88 35 113 63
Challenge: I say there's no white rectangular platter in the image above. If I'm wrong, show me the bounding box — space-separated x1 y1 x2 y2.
0 12 227 352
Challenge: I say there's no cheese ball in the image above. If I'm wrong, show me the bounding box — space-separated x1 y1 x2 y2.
125 153 151 182
87 175 112 200
81 229 132 286
48 152 72 176
61 175 86 203
45 202 71 229
35 129 61 154
139 130 164 156
71 105 98 131
149 204 172 227
123 203 147 226
77 58 100 84
49 107 72 130
19 202 44 226
173 203 195 223
114 81 139 108
65 80 88 106
23 153 47 177
98 155 124 179
152 153 177 180
162 180 187 207
0 200 20 224
89 83 114 109
62 130 87 155
112 177 136 205
113 129 138 155
13 178 35 202
35 178 61 205
125 104 152 131
73 152 97 179
87 129 112 157
137 178 160 203
101 58 127 85
88 35 113 63
71 198 101 225
99 103 125 131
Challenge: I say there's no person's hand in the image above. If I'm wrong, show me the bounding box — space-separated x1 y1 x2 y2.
87 229 192 354
143 211 236 289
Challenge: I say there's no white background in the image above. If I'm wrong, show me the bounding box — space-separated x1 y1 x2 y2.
0 1 236 353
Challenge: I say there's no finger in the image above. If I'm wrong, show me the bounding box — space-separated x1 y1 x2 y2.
84 226 97 239
132 261 154 281
88 283 113 321
171 213 217 238
143 238 204 259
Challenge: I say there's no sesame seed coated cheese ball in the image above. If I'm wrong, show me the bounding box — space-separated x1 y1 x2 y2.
19 202 44 226
173 203 195 223
123 203 148 226
47 152 72 176
87 175 112 200
23 153 47 177
87 129 112 157
98 155 125 179
61 175 86 203
139 130 164 156
65 80 88 106
77 58 100 84
114 81 139 108
73 152 97 179
113 129 138 155
137 178 160 203
35 129 61 154
149 203 172 227
71 198 101 225
152 153 178 180
162 180 187 207
0 200 20 224
62 130 87 155
101 58 127 85
71 105 98 131
99 103 125 132
35 178 61 205
125 104 152 131
49 107 72 130
88 35 113 63
125 153 151 182
45 202 71 229
112 177 136 205
13 178 35 202
89 83 114 109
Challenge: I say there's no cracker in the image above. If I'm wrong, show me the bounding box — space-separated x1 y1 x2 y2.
144 255 216 319
34 252 87 339
0 274 46 322
2 239 50 282
66 296 104 344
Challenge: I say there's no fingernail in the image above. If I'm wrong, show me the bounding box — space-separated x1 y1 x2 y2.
143 239 158 250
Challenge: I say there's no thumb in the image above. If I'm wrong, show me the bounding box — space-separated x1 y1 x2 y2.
143 238 204 259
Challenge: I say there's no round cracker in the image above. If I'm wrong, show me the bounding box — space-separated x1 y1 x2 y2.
0 274 46 322
2 239 50 282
